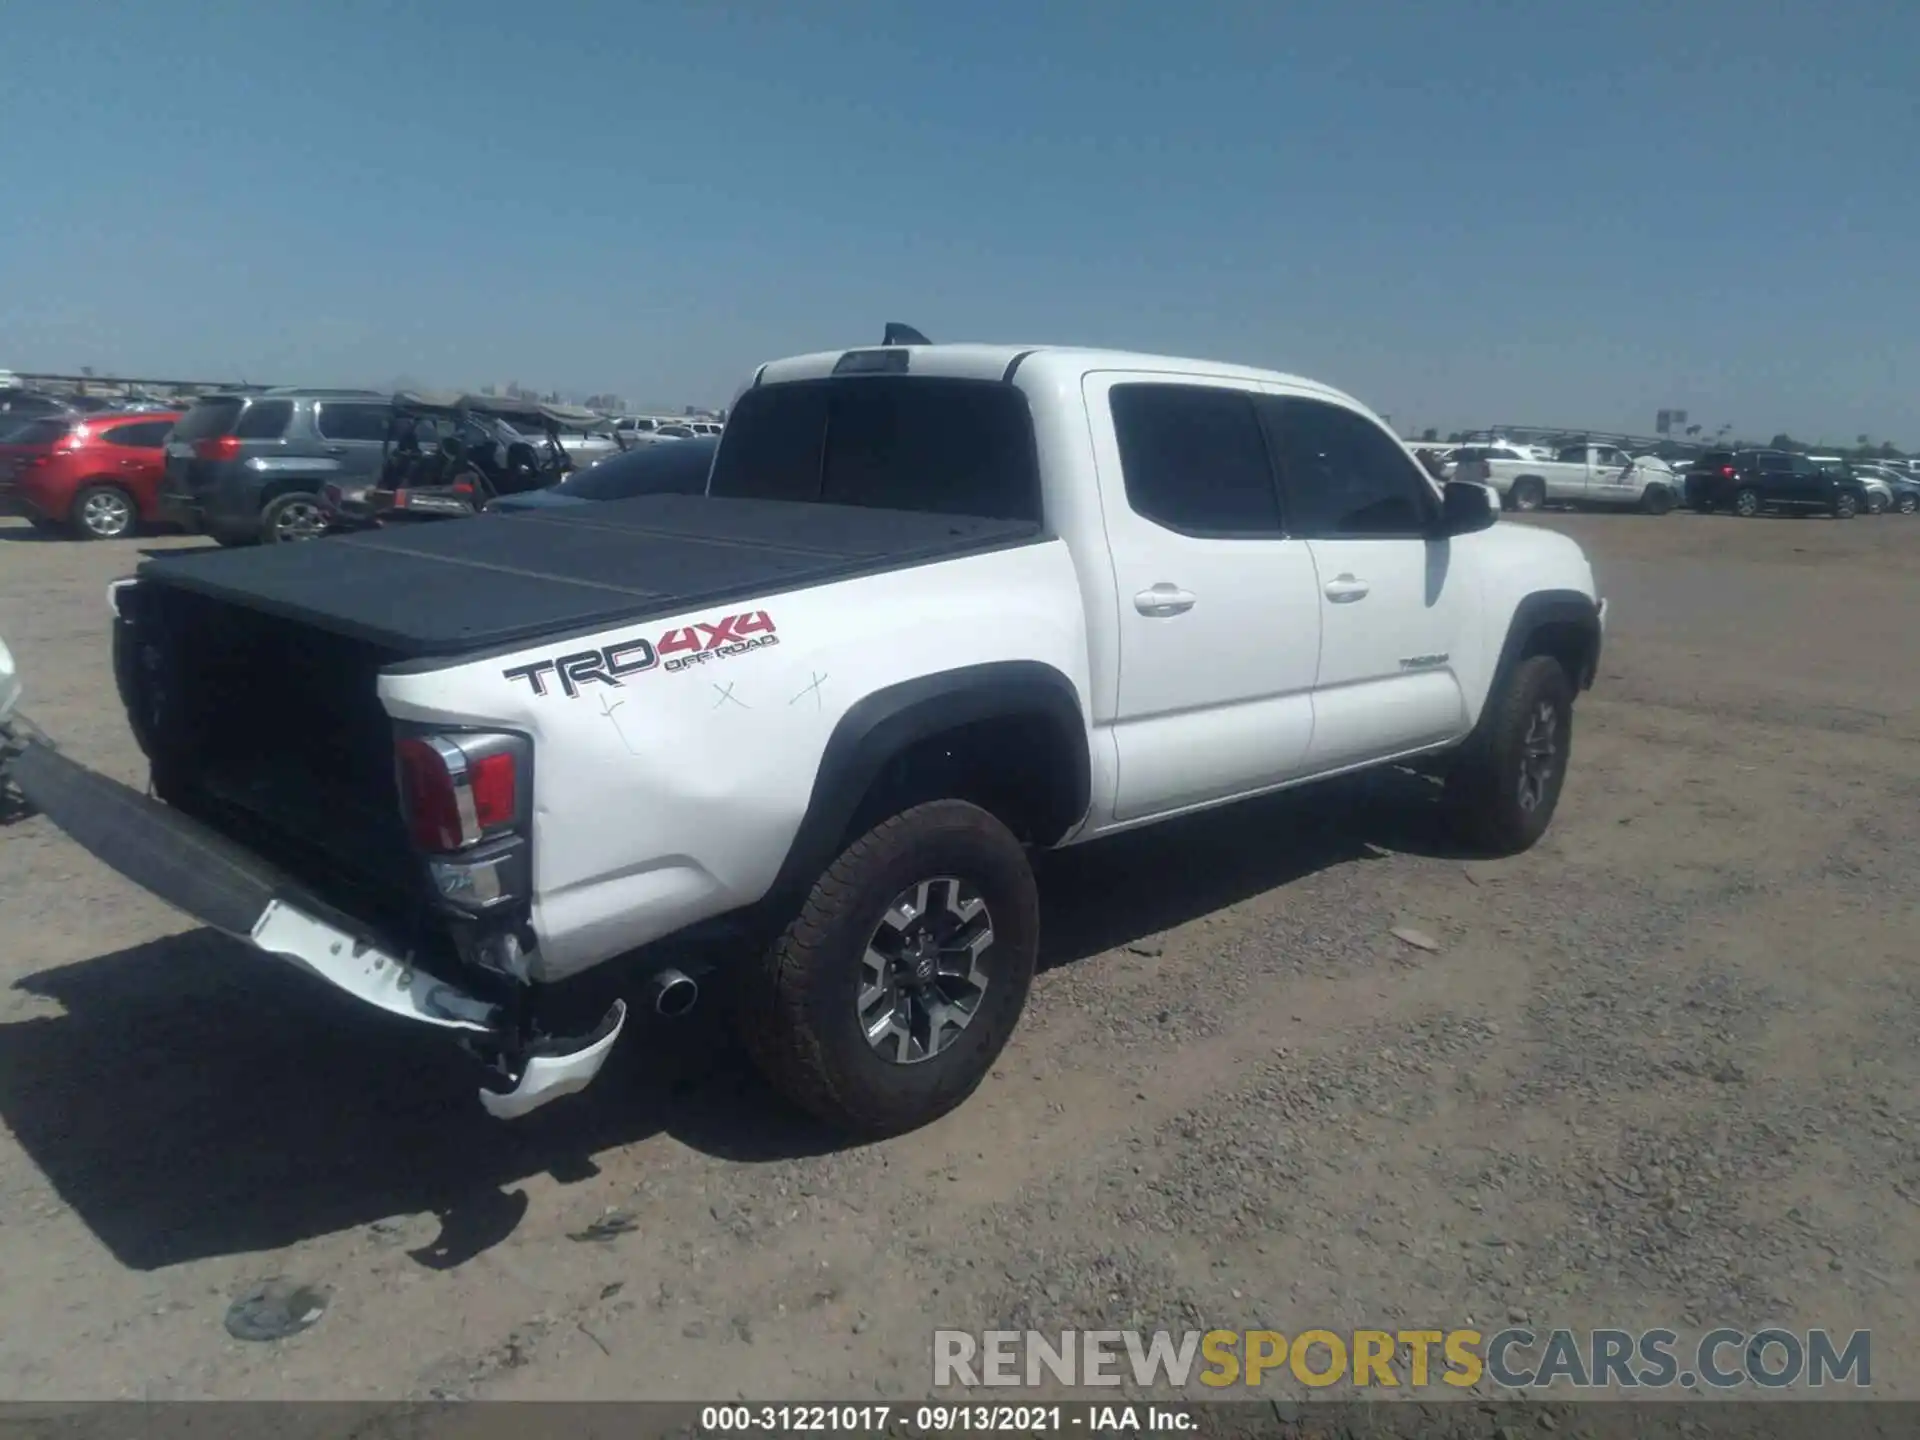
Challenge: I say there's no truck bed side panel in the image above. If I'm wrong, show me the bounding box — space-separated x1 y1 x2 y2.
376 537 1093 982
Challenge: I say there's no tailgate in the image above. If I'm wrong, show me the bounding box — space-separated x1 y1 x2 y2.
13 740 342 940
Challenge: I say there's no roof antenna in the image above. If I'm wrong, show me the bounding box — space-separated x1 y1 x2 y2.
882 322 930 347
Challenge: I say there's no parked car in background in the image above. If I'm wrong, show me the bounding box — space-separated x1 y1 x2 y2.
1477 443 1679 514
159 388 391 544
0 389 76 431
489 434 719 513
1851 463 1920 513
1685 449 1869 518
1807 455 1890 513
0 412 183 539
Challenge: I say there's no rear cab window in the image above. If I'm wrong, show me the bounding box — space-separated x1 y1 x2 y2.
709 376 1041 523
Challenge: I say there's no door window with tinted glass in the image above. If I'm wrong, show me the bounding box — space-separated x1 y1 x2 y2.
1260 397 1435 538
234 400 293 439
315 402 389 442
102 420 173 448
1108 383 1280 535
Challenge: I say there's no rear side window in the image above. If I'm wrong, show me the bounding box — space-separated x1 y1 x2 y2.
710 377 1040 522
102 420 174 448
314 401 388 442
170 398 244 441
235 400 293 440
1262 396 1435 538
1109 383 1280 535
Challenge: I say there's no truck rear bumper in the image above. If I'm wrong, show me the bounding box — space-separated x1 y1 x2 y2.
9 738 625 1119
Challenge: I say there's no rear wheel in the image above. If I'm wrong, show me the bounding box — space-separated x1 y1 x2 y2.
1640 484 1674 516
1833 491 1859 520
70 484 137 541
1446 655 1575 856
1733 486 1762 517
734 799 1039 1136
1898 494 1918 515
260 491 326 543
1509 477 1546 512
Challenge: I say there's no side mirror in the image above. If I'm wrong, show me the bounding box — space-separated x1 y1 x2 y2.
1438 480 1498 535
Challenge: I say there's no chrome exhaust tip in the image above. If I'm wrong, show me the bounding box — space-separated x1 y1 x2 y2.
646 967 699 1018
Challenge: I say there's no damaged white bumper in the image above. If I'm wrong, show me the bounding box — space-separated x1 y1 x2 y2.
12 739 626 1120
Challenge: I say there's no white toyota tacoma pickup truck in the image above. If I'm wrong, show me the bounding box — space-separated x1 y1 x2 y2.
14 339 1606 1135
1479 443 1679 515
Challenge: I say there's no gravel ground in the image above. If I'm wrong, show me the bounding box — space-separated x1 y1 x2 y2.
0 508 1915 1404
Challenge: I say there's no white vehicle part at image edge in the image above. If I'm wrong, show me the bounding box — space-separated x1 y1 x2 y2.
0 635 19 726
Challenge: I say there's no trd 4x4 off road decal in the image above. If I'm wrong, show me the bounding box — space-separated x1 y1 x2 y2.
503 610 779 698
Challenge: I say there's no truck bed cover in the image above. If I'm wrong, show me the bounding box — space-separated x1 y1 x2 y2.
134 494 1043 660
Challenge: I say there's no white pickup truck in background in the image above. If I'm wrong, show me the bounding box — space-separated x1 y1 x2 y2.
15 337 1607 1137
1466 442 1680 514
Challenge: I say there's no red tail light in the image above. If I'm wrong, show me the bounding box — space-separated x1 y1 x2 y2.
395 735 521 852
1720 466 1734 478
194 436 243 461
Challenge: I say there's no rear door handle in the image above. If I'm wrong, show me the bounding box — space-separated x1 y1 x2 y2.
323 445 349 457
1134 584 1196 617
1324 574 1371 602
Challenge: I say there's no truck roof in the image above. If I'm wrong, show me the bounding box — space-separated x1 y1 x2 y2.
753 343 1366 411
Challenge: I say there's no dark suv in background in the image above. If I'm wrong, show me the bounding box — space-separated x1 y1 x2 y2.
160 389 390 543
1684 449 1869 519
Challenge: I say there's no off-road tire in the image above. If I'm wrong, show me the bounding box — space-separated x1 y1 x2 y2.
734 799 1039 1136
1445 654 1575 857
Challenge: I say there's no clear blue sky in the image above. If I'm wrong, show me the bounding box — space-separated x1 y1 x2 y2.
3 0 1915 442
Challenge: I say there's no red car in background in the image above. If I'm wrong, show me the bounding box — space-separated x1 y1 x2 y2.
0 411 183 539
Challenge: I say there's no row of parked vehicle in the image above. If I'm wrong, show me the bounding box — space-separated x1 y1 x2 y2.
0 386 718 542
1408 440 1920 520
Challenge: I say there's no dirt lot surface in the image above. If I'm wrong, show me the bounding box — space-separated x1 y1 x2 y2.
1 510 1915 1403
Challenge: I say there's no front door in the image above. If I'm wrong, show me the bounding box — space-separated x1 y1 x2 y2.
1087 374 1324 823
1258 393 1479 772
312 400 392 482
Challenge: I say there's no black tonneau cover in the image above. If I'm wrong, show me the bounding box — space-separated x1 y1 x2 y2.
134 495 1043 660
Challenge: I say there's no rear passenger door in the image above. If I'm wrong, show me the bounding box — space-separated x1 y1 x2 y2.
1085 375 1324 822
311 400 390 481
1259 393 1478 770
